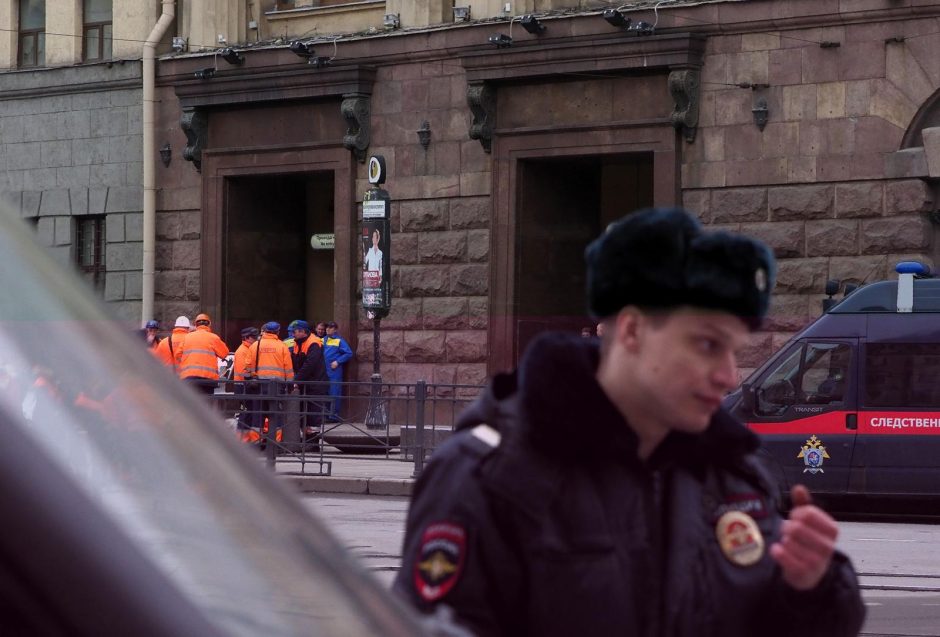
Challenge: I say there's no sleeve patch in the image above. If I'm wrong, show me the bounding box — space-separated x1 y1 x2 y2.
413 521 467 602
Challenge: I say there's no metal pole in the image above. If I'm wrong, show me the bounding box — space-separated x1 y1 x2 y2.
265 380 276 469
412 380 427 477
365 316 388 429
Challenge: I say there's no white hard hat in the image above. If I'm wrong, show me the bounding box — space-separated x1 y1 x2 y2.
174 316 191 328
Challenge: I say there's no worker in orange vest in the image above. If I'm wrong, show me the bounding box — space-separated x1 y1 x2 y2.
233 327 260 382
178 313 230 394
245 322 294 439
246 322 294 383
153 316 191 372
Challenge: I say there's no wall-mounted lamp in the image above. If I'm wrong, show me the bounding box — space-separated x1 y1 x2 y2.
171 36 188 53
520 15 545 35
159 143 171 167
602 8 631 28
752 96 769 131
289 40 316 58
416 120 431 150
193 67 215 80
384 13 400 29
220 47 244 65
631 21 655 36
415 120 431 150
288 40 330 67
488 33 513 48
453 6 471 22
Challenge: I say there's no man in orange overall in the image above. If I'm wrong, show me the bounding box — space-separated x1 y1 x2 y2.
178 313 229 394
245 322 294 438
153 316 191 373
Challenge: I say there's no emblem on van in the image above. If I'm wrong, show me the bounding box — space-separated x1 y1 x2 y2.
798 435 830 474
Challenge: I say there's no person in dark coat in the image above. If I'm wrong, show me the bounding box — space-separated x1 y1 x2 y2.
294 334 330 440
394 207 865 637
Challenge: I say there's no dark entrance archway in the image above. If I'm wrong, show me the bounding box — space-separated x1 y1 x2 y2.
514 154 654 361
200 145 355 352
222 172 335 346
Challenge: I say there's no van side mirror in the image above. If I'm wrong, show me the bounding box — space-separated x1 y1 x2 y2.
822 279 840 312
740 382 755 413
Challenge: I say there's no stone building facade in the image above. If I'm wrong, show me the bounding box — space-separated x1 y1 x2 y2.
149 0 940 387
0 0 173 321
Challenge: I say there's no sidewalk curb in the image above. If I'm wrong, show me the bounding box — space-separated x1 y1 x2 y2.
283 475 414 497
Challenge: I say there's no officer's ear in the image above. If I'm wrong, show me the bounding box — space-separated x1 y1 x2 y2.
614 306 644 353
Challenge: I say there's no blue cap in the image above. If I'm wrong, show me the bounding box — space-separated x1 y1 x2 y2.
262 321 281 333
291 319 310 332
145 320 159 329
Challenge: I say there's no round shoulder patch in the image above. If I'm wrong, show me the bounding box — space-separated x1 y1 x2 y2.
715 510 765 567
413 521 467 602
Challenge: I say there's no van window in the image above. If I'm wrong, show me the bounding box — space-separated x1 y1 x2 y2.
865 343 940 408
756 342 851 416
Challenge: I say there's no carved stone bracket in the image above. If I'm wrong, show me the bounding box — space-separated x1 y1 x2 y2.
180 106 208 172
669 69 700 144
467 82 495 153
341 93 371 163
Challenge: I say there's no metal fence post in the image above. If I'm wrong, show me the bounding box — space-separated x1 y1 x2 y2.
265 380 277 469
412 380 427 478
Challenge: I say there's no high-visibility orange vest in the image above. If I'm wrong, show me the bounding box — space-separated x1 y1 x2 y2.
246 333 294 381
153 328 189 371
179 326 229 380
233 341 254 381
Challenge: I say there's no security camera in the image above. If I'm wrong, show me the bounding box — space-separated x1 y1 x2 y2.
193 67 216 80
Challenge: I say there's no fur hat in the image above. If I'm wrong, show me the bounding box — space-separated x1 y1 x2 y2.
585 207 775 329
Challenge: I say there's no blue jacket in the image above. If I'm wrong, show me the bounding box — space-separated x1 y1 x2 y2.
323 335 353 373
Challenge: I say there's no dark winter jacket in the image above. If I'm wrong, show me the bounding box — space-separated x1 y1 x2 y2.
394 333 865 637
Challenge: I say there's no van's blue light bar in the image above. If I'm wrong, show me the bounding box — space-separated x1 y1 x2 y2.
896 261 930 276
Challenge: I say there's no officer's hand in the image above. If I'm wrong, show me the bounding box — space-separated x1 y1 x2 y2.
331 361 338 369
769 485 838 591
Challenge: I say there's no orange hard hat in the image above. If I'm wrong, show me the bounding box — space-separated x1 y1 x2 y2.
195 313 211 325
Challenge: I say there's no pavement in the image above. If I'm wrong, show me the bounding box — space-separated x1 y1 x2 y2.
275 450 419 497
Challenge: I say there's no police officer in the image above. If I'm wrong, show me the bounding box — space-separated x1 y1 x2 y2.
394 207 865 636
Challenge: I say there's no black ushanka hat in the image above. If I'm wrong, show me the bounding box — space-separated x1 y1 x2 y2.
585 207 776 330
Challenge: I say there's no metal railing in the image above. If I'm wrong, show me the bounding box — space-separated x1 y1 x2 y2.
205 379 484 477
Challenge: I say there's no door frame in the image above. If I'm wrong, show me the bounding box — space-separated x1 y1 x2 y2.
201 143 356 351
488 125 679 373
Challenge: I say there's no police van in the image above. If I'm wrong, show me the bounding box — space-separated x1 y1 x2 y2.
723 262 940 504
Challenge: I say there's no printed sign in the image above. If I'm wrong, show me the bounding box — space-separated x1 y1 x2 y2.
362 187 391 316
310 233 335 250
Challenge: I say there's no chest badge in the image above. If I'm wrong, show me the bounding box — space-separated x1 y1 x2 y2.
798 435 830 474
715 510 765 567
414 521 466 602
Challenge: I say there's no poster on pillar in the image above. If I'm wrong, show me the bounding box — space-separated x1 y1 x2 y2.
362 188 391 317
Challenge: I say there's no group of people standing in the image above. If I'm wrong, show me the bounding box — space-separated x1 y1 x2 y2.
143 314 354 425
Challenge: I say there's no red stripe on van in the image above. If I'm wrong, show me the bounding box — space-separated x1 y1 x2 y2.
747 411 851 435
747 411 940 435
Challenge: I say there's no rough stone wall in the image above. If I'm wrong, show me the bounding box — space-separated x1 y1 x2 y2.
0 62 144 322
354 61 491 389
684 18 940 377
152 81 203 326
